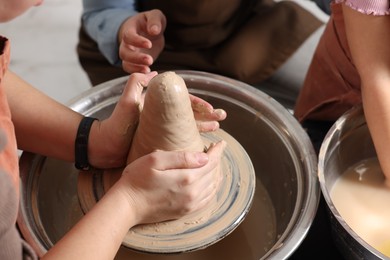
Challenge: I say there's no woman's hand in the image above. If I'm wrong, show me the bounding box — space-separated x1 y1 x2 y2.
190 94 227 132
118 9 166 74
88 72 157 169
117 140 225 225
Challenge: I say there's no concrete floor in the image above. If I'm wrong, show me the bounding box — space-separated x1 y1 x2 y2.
0 0 91 104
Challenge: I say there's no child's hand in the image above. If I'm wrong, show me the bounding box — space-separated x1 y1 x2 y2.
118 10 166 74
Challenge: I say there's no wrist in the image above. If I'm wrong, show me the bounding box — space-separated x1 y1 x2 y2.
111 179 142 226
88 120 127 169
85 119 108 169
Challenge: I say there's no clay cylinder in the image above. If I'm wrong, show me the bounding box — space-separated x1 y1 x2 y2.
127 71 205 163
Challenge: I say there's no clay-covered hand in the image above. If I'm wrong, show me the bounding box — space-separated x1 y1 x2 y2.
117 140 225 225
190 94 227 132
88 72 157 169
118 9 166 74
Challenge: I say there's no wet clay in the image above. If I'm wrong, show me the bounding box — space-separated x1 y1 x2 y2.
127 71 205 163
102 71 207 188
330 158 390 257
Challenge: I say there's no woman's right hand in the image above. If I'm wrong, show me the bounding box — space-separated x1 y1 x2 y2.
118 9 166 74
117 140 226 225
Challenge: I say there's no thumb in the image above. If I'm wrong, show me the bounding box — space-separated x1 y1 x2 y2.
110 72 157 134
151 141 226 172
150 150 210 171
120 72 157 110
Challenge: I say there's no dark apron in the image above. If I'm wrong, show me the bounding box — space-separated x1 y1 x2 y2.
294 3 361 122
78 0 323 86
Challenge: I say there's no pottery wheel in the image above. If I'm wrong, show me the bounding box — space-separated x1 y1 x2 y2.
77 128 256 254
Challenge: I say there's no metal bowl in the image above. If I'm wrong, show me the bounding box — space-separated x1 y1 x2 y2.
318 105 388 260
17 70 318 259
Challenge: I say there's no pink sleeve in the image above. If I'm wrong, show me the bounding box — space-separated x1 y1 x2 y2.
335 0 390 15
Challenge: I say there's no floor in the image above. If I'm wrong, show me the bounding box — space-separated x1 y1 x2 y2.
0 0 91 104
0 0 328 106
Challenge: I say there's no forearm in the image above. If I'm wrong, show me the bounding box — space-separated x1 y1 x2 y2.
42 181 136 260
82 0 137 65
4 70 82 161
362 80 390 180
342 5 390 178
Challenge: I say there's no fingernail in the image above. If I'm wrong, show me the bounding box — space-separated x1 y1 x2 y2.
139 80 146 86
150 25 159 34
196 153 209 164
214 109 226 118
